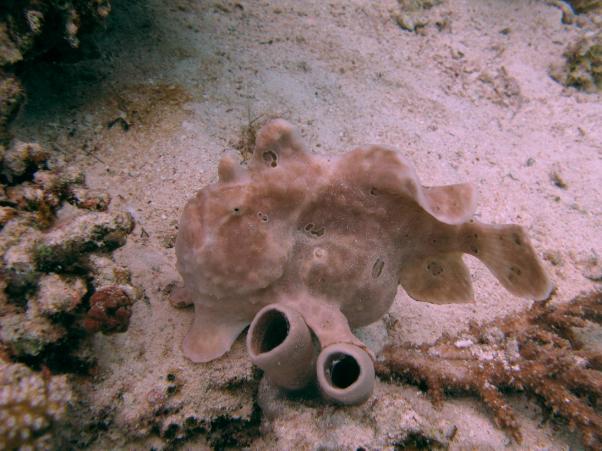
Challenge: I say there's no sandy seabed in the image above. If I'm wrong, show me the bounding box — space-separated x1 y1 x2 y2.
10 0 602 449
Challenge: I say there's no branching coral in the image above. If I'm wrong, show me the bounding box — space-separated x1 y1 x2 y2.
376 290 602 450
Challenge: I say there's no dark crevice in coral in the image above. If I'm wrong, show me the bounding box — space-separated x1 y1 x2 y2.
206 402 262 450
3 267 40 305
393 431 447 450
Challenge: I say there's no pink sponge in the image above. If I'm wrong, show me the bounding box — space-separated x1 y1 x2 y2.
173 119 552 404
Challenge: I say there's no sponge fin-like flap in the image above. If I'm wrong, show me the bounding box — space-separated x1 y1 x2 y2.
182 306 249 363
399 253 474 304
463 223 554 301
420 183 477 225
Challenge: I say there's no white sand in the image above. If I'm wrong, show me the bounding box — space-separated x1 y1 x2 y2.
13 0 602 449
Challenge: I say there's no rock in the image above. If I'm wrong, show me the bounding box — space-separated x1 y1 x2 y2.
0 312 66 357
34 210 134 272
69 187 111 211
1 141 48 180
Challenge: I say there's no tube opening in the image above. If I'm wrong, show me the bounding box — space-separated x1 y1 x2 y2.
317 343 375 404
252 309 290 354
325 353 360 389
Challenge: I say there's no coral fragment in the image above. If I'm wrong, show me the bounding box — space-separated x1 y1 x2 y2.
377 290 602 450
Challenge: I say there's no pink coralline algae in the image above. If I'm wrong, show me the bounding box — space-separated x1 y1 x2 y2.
82 286 133 335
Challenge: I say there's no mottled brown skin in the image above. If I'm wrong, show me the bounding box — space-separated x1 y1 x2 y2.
174 119 553 363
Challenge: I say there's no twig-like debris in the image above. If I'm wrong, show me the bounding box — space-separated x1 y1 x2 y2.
376 290 602 449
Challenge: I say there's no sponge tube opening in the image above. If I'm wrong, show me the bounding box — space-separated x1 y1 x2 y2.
316 343 375 405
246 304 316 390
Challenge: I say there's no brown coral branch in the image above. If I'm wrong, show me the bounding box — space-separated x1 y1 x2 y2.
377 290 602 450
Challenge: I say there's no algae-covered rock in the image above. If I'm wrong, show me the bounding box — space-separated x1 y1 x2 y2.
566 33 602 92
2 141 49 181
0 312 66 357
567 0 602 13
552 32 602 92
34 211 134 272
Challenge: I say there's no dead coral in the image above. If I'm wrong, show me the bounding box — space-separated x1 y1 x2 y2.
377 290 602 450
0 73 23 143
0 360 73 450
34 274 87 316
2 142 49 182
0 0 112 64
1 310 66 358
33 209 134 272
0 140 138 368
393 0 446 34
0 1 112 141
551 32 602 92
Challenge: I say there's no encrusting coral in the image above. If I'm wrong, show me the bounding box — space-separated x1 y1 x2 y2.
376 290 602 450
173 119 552 404
0 359 73 450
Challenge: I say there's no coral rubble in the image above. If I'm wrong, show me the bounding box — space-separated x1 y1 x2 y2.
376 290 602 450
